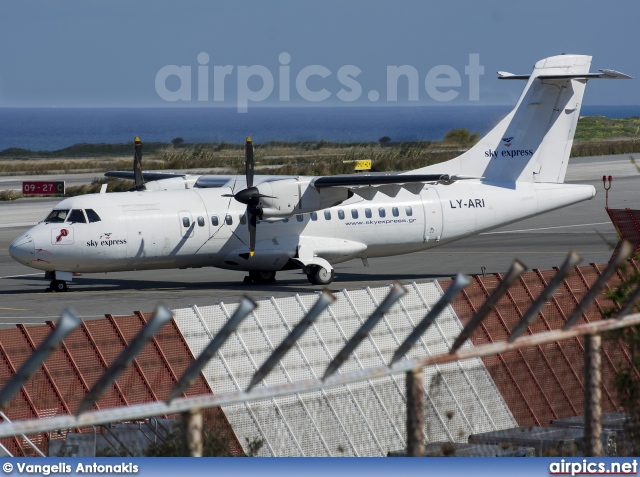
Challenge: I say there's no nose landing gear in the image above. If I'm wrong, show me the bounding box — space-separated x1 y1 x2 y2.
45 271 71 292
48 280 68 292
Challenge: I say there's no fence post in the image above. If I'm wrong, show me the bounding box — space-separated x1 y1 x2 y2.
182 408 203 457
406 367 424 457
584 333 602 457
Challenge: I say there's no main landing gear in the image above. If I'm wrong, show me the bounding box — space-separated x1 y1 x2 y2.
307 265 334 285
243 270 277 284
242 265 335 286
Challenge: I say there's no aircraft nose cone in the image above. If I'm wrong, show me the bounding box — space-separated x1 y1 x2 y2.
9 234 35 265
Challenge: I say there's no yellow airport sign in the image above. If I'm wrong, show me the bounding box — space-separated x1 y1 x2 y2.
354 160 371 171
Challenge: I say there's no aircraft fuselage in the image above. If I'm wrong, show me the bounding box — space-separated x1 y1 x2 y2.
9 178 596 278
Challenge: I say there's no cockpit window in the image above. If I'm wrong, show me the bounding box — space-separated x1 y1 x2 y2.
44 209 69 223
85 209 101 223
67 209 87 223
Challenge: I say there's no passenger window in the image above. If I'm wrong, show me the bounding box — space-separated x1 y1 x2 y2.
405 206 413 216
324 210 331 220
211 215 219 226
392 207 399 217
310 212 318 221
378 207 386 218
44 209 69 223
182 217 190 227
351 209 358 219
67 209 86 223
338 209 345 220
197 216 205 227
365 208 372 218
225 215 233 225
85 209 101 223
240 214 247 225
296 214 303 222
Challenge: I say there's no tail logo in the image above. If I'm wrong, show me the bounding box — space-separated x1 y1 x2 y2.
502 137 514 147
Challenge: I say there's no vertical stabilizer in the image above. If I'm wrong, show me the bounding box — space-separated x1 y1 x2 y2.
410 55 629 184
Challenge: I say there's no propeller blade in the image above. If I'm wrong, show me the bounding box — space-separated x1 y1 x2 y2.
248 206 257 257
133 136 144 189
236 137 260 257
245 136 254 189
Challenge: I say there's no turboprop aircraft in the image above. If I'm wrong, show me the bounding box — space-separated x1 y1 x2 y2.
9 55 631 291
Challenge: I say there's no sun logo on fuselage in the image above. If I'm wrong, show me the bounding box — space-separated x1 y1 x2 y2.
56 229 69 243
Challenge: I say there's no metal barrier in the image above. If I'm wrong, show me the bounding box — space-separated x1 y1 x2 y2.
0 244 639 457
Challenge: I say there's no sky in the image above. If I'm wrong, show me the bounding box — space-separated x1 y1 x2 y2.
0 0 638 108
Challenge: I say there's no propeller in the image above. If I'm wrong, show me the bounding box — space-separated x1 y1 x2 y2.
223 137 273 257
245 135 254 189
133 136 144 190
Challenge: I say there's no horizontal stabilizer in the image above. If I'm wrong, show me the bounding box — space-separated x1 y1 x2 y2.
497 71 530 80
598 69 633 79
499 69 632 81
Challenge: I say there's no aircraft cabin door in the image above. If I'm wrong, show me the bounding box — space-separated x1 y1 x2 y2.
124 207 163 263
419 186 443 244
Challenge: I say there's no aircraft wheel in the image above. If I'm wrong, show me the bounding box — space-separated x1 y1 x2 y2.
307 265 334 285
50 280 68 292
249 270 276 283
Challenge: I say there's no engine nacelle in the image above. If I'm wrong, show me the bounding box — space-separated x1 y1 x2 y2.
256 178 351 221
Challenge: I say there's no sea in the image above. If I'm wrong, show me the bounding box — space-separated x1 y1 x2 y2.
0 105 638 152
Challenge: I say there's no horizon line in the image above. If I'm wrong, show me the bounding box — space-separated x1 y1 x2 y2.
0 103 637 110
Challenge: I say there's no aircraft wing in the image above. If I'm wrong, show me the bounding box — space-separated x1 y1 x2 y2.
311 173 480 189
105 170 235 189
105 171 188 182
104 169 480 192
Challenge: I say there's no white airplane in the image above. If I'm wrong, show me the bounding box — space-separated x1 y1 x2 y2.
9 55 631 292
